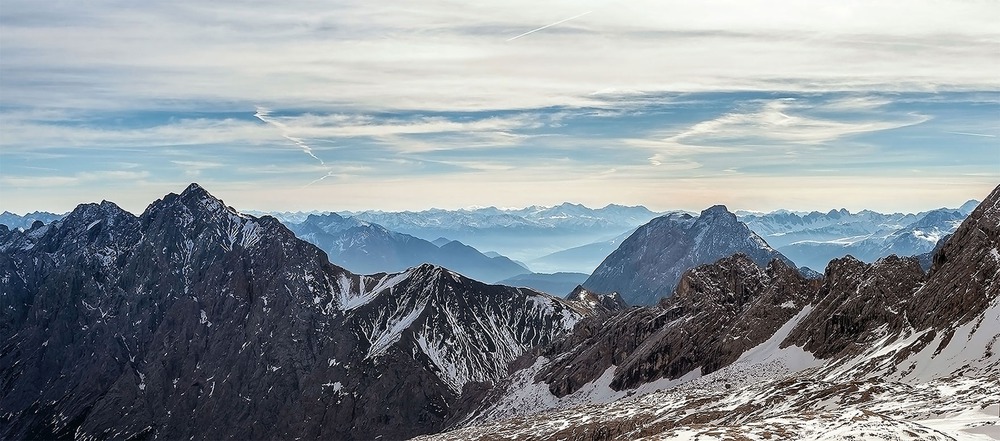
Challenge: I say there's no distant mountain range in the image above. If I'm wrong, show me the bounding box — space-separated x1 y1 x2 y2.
2 201 979 290
286 213 530 283
0 211 64 230
740 202 978 271
497 272 590 297
337 203 662 263
526 227 638 274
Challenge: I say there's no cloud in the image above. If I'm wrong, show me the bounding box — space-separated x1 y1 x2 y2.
0 170 150 188
0 114 278 151
171 160 224 177
672 99 929 145
1 0 997 113
625 96 938 169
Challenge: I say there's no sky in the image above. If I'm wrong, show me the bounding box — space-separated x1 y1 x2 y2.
1 0 998 215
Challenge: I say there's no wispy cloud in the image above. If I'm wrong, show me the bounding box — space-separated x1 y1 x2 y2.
171 160 224 177
628 96 936 168
0 170 150 188
0 115 277 151
672 99 929 145
1 1 997 112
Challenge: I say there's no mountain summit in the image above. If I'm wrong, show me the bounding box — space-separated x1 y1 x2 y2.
584 205 791 305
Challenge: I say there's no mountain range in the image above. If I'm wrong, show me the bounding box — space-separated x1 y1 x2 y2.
2 183 996 439
0 210 64 230
0 184 609 440
421 185 1000 440
337 203 662 263
285 213 529 283
740 202 978 271
496 272 590 298
4 202 976 282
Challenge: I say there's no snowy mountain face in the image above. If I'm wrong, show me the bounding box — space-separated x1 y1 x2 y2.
742 204 975 272
584 205 792 306
0 184 601 441
418 187 1000 441
340 204 661 263
0 210 64 230
286 214 529 283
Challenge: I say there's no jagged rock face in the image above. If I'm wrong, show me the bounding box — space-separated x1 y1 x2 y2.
783 255 926 359
0 184 587 441
431 188 1000 441
908 185 1000 330
584 205 792 306
514 255 817 400
785 186 999 363
564 285 628 315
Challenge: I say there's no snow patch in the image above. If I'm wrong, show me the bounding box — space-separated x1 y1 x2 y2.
366 300 427 359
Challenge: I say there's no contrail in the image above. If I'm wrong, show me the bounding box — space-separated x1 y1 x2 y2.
304 170 336 188
945 131 997 138
507 11 593 41
254 106 325 164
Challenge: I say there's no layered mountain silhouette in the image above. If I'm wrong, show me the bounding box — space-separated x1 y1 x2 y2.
341 203 660 264
497 272 590 297
287 213 530 283
744 204 975 271
0 210 63 230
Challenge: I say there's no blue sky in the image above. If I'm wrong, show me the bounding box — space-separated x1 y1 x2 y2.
1 0 998 214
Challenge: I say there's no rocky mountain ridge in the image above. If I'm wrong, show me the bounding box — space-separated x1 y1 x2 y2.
0 184 598 440
422 185 1000 440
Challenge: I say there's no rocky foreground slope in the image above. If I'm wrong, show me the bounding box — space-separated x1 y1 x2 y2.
0 184 601 440
426 184 1000 440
